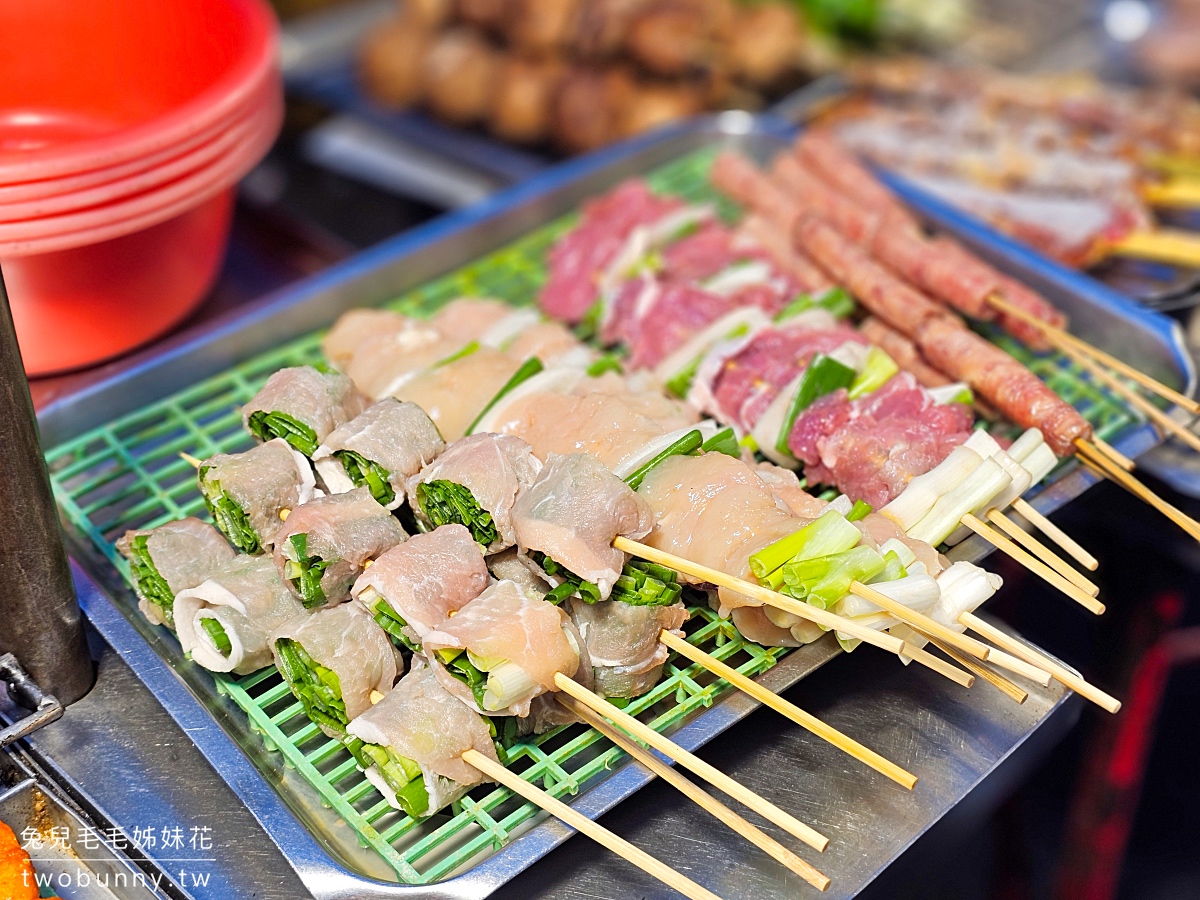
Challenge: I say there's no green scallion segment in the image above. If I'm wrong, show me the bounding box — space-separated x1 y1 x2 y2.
125 534 176 625
624 429 704 491
816 287 856 319
780 545 886 608
246 410 320 457
531 551 603 605
368 594 422 653
699 427 739 458
775 354 856 457
610 560 682 607
846 499 873 522
748 508 862 580
416 480 500 548
438 648 489 709
847 346 899 400
466 356 545 435
198 467 262 554
586 354 625 377
665 322 752 398
199 617 232 656
274 638 348 735
284 533 335 609
343 737 431 818
335 449 395 507
574 300 605 343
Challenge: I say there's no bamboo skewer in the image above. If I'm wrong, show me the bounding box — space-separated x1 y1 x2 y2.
1075 441 1200 542
659 629 918 789
986 295 1200 417
180 452 204 468
959 515 1106 614
974 644 1054 687
1010 498 1098 571
900 643 975 687
563 698 832 891
958 614 1122 714
553 674 831 852
926 637 1027 704
1107 227 1200 269
984 509 1100 597
1089 436 1135 473
462 749 724 900
847 582 992 660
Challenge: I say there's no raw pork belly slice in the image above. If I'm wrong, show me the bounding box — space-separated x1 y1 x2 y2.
393 348 522 442
659 220 742 283
242 366 369 455
407 433 543 553
347 657 500 812
273 602 401 734
313 400 445 510
116 518 235 628
273 488 408 609
422 580 581 717
513 453 654 598
569 599 688 698
540 180 683 323
625 282 736 372
787 372 974 507
174 555 309 676
352 523 489 642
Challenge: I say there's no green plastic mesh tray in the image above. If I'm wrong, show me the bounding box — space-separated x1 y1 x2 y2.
44 147 1140 885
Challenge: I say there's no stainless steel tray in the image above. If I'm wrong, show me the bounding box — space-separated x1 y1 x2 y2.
37 114 1194 900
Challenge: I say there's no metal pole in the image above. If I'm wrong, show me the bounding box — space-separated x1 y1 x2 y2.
0 267 94 705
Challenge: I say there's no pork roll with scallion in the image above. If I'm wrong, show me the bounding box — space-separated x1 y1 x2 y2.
174 556 309 676
242 366 370 457
406 433 542 553
345 657 500 818
351 524 489 652
512 452 654 603
568 598 689 699
273 602 402 738
273 488 408 610
197 438 319 554
116 518 236 628
312 400 445 509
422 580 581 717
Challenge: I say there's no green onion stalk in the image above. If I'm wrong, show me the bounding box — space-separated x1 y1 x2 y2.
274 638 351 736
748 508 862 580
699 427 740 459
466 356 545 434
198 468 262 554
282 533 335 609
246 411 320 457
610 560 683 607
362 590 422 653
846 499 873 522
780 545 887 608
342 736 431 818
416 480 500 548
623 430 704 491
335 450 395 507
125 534 177 626
435 648 489 709
775 354 856 459
199 617 232 656
530 551 603 605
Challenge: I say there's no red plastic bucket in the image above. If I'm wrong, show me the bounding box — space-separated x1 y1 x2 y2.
0 0 277 182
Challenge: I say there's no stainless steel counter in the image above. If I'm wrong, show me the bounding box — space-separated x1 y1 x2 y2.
10 586 1079 900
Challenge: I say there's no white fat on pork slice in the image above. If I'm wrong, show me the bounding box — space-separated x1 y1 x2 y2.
513 453 653 598
352 524 488 640
347 657 499 808
273 603 401 733
407 433 542 553
469 367 587 435
750 370 805 468
175 556 309 676
653 307 772 390
422 580 581 717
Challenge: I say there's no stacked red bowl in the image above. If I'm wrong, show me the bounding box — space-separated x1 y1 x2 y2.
0 0 283 375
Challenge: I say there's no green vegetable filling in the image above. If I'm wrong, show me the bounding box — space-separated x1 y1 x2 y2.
367 593 422 653
199 617 232 656
246 410 319 457
611 560 683 607
283 533 335 609
466 356 545 434
335 449 396 507
845 499 873 522
530 551 603 605
198 467 262 554
436 648 489 709
125 534 176 625
416 480 500 548
274 638 349 735
623 429 704 491
343 736 431 818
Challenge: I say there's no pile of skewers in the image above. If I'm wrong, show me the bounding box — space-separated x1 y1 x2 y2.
108 130 1200 897
810 57 1200 272
358 0 814 152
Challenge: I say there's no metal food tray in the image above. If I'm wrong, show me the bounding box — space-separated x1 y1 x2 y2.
36 114 1194 900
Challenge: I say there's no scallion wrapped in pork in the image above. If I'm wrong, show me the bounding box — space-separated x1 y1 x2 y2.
422 580 581 717
273 488 408 610
312 400 445 509
197 438 319 554
407 433 542 553
242 366 369 457
116 518 235 628
351 524 489 652
273 603 402 738
568 598 689 699
174 556 309 675
345 657 500 818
